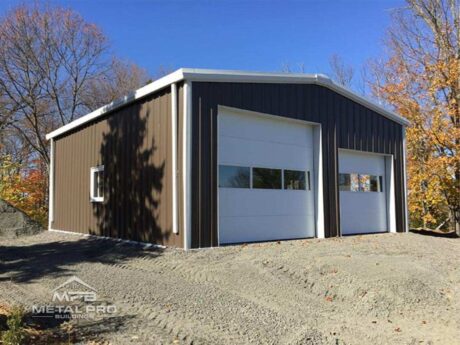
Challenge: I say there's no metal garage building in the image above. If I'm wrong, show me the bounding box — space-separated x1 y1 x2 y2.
46 69 409 249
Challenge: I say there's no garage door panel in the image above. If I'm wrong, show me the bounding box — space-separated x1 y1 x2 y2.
219 111 313 146
219 136 314 169
219 189 315 217
219 215 313 244
339 150 388 235
339 151 385 176
340 193 387 233
218 108 316 244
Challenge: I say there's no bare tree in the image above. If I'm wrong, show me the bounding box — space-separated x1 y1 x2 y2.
328 54 355 87
0 4 150 167
153 64 175 80
83 58 151 110
281 62 306 73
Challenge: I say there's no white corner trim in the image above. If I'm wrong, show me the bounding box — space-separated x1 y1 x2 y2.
90 165 104 203
402 127 409 232
45 68 409 141
48 138 55 230
386 155 397 233
183 81 192 250
48 228 166 249
171 83 178 234
313 125 325 238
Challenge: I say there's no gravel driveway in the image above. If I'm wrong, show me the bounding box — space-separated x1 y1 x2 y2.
0 231 458 344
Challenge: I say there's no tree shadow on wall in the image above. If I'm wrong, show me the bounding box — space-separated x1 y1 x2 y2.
92 102 169 244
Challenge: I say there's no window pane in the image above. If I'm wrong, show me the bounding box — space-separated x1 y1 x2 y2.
284 170 306 190
97 171 104 197
370 175 383 192
339 173 351 191
350 173 359 192
219 165 250 188
359 174 370 192
253 168 281 189
93 171 99 197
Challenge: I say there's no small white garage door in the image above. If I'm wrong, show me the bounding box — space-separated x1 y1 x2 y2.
218 108 315 244
338 150 388 235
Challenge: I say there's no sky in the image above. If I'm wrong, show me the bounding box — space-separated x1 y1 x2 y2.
0 0 405 81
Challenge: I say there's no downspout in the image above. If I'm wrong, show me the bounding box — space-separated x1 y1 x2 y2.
171 83 178 234
48 138 55 230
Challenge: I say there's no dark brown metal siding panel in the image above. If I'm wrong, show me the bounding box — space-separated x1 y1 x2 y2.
52 87 183 247
191 82 407 248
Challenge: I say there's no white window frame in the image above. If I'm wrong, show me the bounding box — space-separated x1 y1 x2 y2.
90 165 104 202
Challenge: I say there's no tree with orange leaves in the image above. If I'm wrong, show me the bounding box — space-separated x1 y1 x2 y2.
371 0 459 234
0 156 48 226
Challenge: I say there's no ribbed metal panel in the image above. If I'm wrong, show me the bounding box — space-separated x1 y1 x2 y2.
191 82 406 248
52 87 184 247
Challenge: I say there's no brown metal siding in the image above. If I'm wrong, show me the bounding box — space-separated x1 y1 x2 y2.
52 87 184 248
191 82 407 248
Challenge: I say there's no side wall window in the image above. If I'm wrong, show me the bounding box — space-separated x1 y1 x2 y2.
90 166 104 202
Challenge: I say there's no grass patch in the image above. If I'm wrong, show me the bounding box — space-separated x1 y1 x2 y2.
1 306 26 345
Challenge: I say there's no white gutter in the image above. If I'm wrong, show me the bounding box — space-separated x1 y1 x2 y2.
171 83 178 234
183 81 192 250
48 138 55 230
46 68 409 140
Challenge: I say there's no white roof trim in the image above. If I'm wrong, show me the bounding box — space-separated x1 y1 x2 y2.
46 68 408 140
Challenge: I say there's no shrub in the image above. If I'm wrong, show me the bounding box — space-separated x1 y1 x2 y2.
1 307 25 345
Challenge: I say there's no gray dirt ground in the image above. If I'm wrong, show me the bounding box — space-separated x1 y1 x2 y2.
0 231 458 345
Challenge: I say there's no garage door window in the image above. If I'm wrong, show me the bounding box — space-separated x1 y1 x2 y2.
253 168 282 189
339 173 383 192
284 170 307 190
219 165 250 188
359 174 371 192
370 176 383 192
339 173 351 191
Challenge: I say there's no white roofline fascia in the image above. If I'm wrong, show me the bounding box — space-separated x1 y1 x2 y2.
46 68 409 140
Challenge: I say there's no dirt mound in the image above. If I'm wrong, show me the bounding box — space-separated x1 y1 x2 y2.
0 199 43 239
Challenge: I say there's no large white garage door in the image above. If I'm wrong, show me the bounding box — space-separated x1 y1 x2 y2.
218 108 315 244
338 150 388 235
